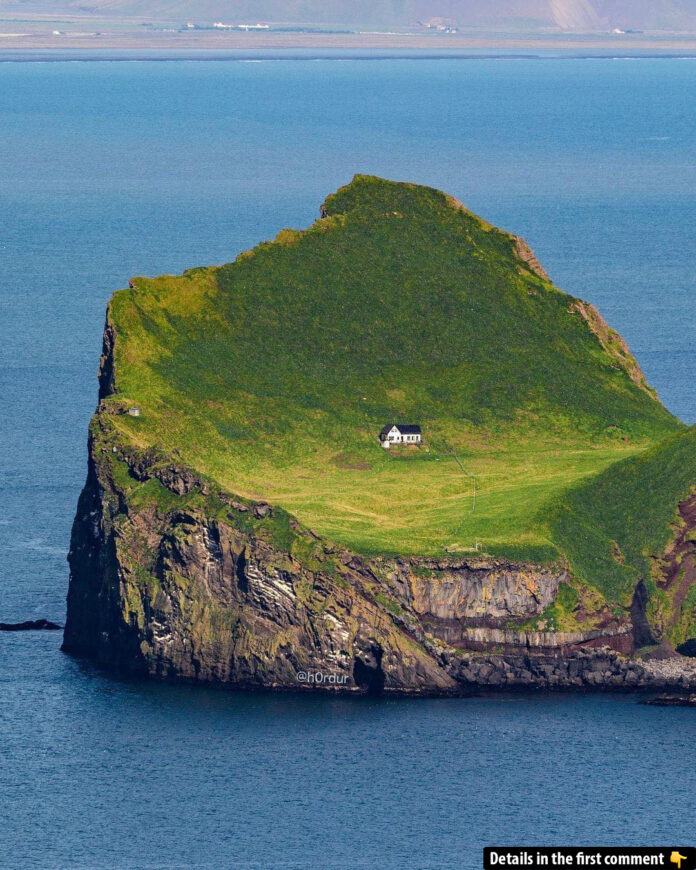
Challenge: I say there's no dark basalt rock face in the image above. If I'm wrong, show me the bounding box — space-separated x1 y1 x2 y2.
63 424 458 695
676 639 696 657
630 579 658 649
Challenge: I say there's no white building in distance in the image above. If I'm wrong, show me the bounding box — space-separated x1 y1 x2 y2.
379 424 422 448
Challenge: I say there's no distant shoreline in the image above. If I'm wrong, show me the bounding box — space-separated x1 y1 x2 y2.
2 27 696 59
2 47 696 62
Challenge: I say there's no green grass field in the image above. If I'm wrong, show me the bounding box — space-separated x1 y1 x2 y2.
104 176 695 607
112 409 643 559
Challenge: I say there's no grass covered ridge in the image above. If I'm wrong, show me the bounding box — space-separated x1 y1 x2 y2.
546 429 696 605
103 176 694 616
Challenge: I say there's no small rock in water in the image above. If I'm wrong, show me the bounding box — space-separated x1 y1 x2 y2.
0 619 63 632
641 693 696 707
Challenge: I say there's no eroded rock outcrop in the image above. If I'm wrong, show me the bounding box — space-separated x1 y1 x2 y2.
63 418 458 694
569 299 657 398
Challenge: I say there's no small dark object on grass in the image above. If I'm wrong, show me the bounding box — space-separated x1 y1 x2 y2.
0 619 62 632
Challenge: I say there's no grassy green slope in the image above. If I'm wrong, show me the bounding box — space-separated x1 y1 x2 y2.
545 428 696 605
107 175 689 576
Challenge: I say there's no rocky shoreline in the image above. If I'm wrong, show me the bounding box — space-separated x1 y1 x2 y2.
440 647 696 694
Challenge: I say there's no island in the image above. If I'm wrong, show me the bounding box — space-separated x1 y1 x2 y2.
63 175 696 694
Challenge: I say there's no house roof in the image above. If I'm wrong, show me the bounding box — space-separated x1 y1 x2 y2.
380 423 421 437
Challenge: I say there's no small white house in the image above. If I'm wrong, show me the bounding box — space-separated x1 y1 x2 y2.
379 424 422 449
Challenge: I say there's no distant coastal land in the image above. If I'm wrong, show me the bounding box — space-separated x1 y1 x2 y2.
2 29 696 57
3 0 696 56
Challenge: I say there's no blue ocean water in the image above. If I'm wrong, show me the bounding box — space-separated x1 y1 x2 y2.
0 57 695 868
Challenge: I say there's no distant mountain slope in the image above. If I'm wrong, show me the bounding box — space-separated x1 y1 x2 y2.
550 0 601 29
4 0 696 30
